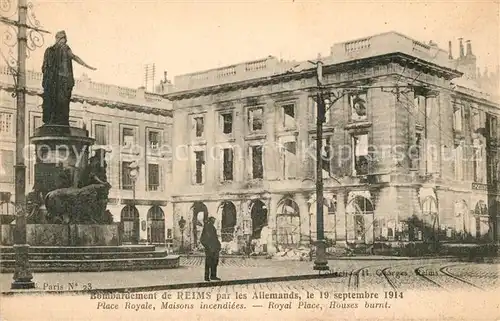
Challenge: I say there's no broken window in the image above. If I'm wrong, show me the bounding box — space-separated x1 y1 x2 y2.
310 97 331 124
349 92 368 121
193 116 204 137
222 148 234 181
282 104 296 129
248 108 264 132
194 150 205 184
280 139 297 179
148 130 160 150
220 113 233 134
321 136 332 177
453 105 463 132
251 145 264 179
489 115 498 139
410 132 422 170
352 133 369 176
122 128 135 147
454 144 464 180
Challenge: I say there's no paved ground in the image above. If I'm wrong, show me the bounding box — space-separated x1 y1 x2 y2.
1 258 498 321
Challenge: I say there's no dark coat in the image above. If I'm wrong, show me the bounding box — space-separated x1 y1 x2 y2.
41 43 74 125
200 223 221 253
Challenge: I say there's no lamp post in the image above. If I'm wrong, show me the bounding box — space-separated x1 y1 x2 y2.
128 161 139 244
313 60 329 271
178 216 186 253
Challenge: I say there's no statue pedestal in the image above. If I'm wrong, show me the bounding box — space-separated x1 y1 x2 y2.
31 125 95 198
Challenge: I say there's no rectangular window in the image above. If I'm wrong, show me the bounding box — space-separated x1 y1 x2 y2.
121 161 133 190
193 116 204 138
489 151 498 183
0 149 14 183
352 134 369 176
281 104 296 129
220 113 233 134
122 128 135 147
322 136 332 177
0 112 13 135
32 115 42 135
453 105 463 132
472 110 481 132
194 151 205 184
489 115 498 139
251 145 264 179
248 108 264 132
280 139 297 179
410 132 422 170
454 144 464 181
310 97 331 124
147 163 160 191
94 124 108 145
349 92 368 121
148 131 160 149
222 148 234 181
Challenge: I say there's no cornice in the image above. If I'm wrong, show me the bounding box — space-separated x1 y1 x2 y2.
0 83 173 117
164 52 463 101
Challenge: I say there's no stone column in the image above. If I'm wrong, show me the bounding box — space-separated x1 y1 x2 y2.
267 195 279 245
296 193 310 245
335 190 347 245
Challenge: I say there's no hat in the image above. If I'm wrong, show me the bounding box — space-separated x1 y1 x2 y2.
55 30 67 40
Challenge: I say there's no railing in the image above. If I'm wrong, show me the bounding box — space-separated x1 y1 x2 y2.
345 38 371 53
0 65 168 108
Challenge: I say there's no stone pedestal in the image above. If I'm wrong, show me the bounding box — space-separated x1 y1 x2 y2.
31 125 95 198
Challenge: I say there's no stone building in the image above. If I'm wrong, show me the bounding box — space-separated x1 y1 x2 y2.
165 31 499 253
0 66 174 244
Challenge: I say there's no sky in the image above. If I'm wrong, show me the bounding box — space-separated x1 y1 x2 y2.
1 0 499 89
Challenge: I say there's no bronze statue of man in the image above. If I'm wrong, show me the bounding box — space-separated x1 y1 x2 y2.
41 30 96 126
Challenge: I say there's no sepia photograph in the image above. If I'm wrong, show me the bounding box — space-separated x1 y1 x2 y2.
0 0 498 320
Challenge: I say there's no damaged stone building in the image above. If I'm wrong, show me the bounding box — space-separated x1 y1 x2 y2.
166 31 499 253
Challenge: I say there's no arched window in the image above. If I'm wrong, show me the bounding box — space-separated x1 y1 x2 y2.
219 201 237 242
191 201 208 250
121 205 139 244
249 200 267 239
147 206 165 244
276 198 300 245
346 196 374 244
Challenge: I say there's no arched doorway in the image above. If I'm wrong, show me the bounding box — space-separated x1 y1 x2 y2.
121 205 139 244
308 196 337 242
147 206 165 244
474 201 489 240
249 200 267 239
219 202 237 242
454 200 469 239
191 201 208 250
346 196 374 244
276 198 300 246
421 197 439 242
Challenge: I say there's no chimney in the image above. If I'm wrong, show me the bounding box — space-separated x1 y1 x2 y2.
458 38 464 58
466 40 473 56
448 41 453 59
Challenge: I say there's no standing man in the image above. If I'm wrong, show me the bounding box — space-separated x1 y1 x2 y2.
200 216 221 281
42 30 96 126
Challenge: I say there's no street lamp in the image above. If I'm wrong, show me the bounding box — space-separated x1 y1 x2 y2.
178 216 186 253
128 161 139 244
313 60 329 272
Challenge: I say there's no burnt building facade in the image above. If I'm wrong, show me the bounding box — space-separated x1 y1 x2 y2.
165 32 499 253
